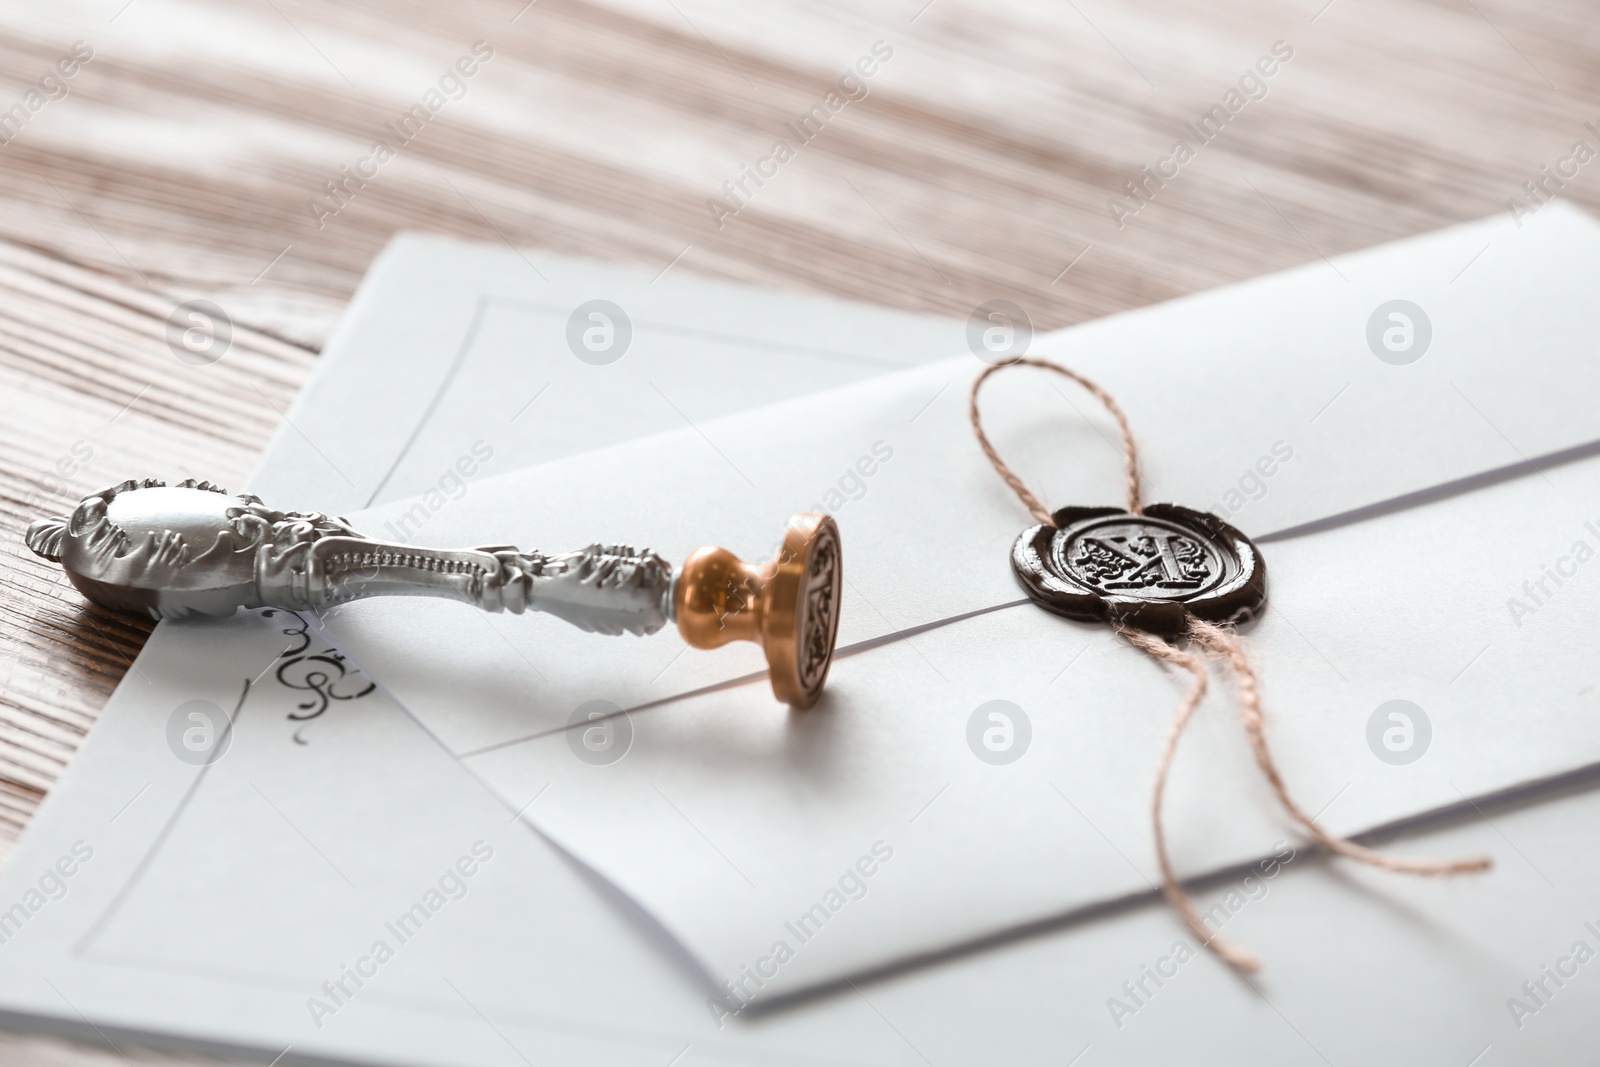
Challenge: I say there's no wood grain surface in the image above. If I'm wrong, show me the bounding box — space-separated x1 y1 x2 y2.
0 0 1596 1062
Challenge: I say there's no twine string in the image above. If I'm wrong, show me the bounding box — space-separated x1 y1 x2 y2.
968 357 1143 523
1114 622 1261 972
1187 618 1492 879
970 356 1491 973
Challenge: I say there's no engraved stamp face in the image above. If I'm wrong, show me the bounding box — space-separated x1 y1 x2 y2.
798 522 841 694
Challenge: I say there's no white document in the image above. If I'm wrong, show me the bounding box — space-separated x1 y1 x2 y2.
323 203 1600 1000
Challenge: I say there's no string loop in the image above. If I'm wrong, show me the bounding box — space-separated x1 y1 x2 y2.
968 357 1143 524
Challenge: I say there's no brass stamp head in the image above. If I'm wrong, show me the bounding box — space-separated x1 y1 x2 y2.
674 513 841 709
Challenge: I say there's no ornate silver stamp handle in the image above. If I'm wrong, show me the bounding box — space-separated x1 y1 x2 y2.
26 479 843 708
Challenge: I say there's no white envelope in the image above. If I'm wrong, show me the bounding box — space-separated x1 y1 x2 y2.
323 202 1600 1001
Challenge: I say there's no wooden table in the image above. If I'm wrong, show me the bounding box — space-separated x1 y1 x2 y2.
0 0 1594 1061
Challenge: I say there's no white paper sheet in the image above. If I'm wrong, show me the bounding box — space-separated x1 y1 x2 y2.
322 203 1600 999
250 233 965 515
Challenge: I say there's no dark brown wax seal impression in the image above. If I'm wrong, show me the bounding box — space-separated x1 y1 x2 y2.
1010 503 1265 634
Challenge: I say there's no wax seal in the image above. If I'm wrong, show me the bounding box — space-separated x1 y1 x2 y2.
25 479 841 708
1010 503 1265 634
